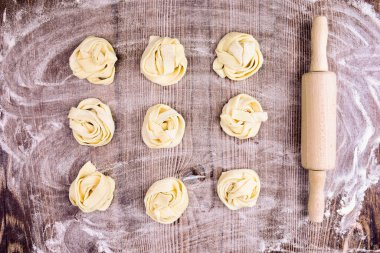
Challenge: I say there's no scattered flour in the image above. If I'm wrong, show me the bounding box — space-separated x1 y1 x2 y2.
1 0 379 252
348 0 379 18
44 220 73 252
2 8 6 23
81 225 113 253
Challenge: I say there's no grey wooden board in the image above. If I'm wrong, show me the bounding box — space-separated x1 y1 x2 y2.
0 0 380 252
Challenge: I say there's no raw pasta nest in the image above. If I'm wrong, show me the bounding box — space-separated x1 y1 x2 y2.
220 94 267 139
68 98 115 147
142 104 185 148
144 177 189 224
140 36 187 86
213 32 263 81
69 36 117 85
69 161 115 213
217 169 261 210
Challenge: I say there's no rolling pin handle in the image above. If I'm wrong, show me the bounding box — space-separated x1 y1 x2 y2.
310 16 329 72
308 170 326 223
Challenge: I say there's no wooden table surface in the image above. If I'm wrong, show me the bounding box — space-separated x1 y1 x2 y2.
0 0 379 252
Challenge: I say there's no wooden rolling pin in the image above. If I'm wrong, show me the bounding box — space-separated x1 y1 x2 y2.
301 16 337 223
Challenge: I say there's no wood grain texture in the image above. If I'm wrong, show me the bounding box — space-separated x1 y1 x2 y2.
0 0 379 252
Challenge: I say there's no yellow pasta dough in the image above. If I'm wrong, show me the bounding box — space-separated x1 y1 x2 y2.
220 94 267 139
68 98 115 147
217 169 260 210
144 177 189 224
69 36 117 85
69 161 115 213
213 32 263 81
141 104 185 148
140 36 187 86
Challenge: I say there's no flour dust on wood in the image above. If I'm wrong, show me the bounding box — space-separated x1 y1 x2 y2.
0 0 379 252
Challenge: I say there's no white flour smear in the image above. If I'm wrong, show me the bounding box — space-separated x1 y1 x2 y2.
0 0 379 252
328 2 380 234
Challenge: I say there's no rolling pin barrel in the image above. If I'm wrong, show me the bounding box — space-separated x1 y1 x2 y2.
301 73 336 171
301 16 337 223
